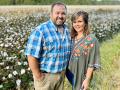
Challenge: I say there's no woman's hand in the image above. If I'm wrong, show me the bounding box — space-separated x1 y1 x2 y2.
81 67 94 90
81 78 90 90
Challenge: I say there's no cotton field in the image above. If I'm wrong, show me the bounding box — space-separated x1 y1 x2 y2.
0 5 120 90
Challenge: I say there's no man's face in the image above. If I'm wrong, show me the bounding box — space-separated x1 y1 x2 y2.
50 5 67 26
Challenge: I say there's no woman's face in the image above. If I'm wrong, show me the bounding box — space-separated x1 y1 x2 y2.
72 15 85 33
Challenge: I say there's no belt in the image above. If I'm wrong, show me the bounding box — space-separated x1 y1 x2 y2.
41 70 65 74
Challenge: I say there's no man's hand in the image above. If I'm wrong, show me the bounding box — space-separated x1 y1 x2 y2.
27 55 45 80
33 72 45 81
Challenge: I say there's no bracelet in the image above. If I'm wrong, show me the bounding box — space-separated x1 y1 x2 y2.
85 77 90 80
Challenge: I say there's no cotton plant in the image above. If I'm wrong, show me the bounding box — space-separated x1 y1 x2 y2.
0 13 47 89
0 55 33 89
0 50 32 89
89 10 120 42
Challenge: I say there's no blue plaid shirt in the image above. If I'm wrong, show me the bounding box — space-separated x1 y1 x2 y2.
25 19 71 73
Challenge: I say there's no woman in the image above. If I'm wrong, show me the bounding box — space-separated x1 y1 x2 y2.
67 11 100 90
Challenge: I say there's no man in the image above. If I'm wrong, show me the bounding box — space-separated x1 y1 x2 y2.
25 2 71 90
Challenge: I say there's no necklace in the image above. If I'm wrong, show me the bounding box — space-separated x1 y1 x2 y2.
75 34 83 40
75 37 80 44
75 37 80 41
75 34 84 44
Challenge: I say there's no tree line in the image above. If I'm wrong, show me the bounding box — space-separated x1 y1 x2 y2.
0 0 120 5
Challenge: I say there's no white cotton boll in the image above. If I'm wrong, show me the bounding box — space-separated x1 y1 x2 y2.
3 52 8 57
20 50 24 53
23 62 28 65
27 67 31 71
0 85 3 88
8 74 12 78
2 77 6 80
4 44 9 48
8 57 12 60
18 62 22 65
0 62 4 65
6 57 9 60
0 43 4 47
16 79 21 86
6 66 10 69
21 69 25 75
14 56 17 58
17 46 20 49
8 43 12 46
13 71 18 75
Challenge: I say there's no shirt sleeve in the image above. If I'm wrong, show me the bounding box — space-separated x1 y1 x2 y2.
24 28 43 58
88 38 101 70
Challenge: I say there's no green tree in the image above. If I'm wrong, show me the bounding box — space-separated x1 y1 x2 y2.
10 0 16 5
18 0 24 4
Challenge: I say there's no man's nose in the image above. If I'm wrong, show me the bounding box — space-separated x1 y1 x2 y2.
58 14 63 18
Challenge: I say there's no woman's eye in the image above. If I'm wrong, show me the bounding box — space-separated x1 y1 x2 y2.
78 20 82 22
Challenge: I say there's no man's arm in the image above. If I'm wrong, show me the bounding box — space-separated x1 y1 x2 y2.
27 55 42 79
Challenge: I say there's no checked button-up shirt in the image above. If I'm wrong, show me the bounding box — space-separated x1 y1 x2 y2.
25 19 71 73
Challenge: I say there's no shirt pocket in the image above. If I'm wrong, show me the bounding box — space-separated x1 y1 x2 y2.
43 39 55 53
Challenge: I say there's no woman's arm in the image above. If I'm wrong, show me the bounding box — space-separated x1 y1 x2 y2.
82 67 94 90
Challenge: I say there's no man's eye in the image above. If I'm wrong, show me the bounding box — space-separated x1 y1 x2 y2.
56 12 59 15
62 12 66 15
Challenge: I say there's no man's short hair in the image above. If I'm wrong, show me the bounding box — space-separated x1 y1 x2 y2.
51 2 67 12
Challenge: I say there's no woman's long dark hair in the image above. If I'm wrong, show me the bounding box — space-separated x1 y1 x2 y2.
71 11 90 39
